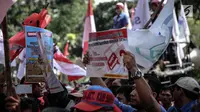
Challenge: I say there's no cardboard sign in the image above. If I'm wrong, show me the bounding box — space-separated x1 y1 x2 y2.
25 26 53 82
16 84 32 94
87 29 128 79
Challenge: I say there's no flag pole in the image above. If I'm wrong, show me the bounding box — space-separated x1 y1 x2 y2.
1 16 12 95
143 0 165 29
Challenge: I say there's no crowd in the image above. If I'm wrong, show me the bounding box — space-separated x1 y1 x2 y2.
0 1 199 112
0 50 199 112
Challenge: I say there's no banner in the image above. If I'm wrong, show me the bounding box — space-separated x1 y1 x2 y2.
37 32 64 93
128 0 174 71
87 29 128 79
25 26 53 82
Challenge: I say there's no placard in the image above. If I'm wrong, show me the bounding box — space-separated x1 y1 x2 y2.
87 29 128 79
25 26 53 82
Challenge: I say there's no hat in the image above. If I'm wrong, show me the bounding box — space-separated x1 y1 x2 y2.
116 2 124 9
174 77 200 94
73 85 121 112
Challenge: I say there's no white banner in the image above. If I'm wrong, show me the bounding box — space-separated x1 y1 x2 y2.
87 29 128 79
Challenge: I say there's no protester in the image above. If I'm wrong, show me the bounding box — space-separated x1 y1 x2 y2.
159 86 173 110
84 51 167 112
72 85 122 112
168 77 200 112
116 85 132 104
113 2 129 29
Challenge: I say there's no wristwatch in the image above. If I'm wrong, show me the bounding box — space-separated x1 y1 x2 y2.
129 68 143 79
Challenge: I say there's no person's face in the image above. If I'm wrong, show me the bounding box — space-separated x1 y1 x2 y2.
116 7 122 15
151 3 158 12
172 86 182 108
116 93 128 104
130 85 141 107
161 90 172 104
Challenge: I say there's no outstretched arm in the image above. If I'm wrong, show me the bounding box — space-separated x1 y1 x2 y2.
123 51 161 112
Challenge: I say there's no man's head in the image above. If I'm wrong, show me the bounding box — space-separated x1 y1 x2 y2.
150 0 160 12
130 75 162 108
171 77 200 108
116 2 124 15
116 85 132 104
73 85 121 112
159 86 172 105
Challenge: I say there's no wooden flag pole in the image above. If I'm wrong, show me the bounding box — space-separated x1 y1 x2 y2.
143 0 165 29
1 16 12 95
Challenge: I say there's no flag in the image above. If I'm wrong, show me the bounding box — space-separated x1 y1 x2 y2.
0 0 16 23
64 41 69 56
53 46 86 81
178 3 190 44
37 33 64 93
132 0 150 30
82 0 96 55
9 8 51 62
172 9 184 67
17 48 26 80
0 30 4 64
123 1 132 29
131 8 135 24
128 0 174 70
0 29 16 66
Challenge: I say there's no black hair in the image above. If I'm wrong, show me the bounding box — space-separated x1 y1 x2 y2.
116 85 132 101
161 86 172 95
144 75 162 97
20 97 39 112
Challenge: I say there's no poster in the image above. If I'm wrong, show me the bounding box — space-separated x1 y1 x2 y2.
87 29 129 79
25 26 53 82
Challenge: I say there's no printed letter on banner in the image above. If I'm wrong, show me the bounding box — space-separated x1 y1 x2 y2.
87 29 128 79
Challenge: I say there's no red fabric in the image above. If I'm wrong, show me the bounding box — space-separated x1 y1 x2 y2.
64 42 69 56
54 51 73 64
68 76 83 82
9 8 51 61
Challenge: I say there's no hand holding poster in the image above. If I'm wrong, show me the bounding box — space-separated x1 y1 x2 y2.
87 29 128 79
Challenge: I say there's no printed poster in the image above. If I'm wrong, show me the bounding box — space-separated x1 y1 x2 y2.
25 26 53 82
87 29 129 79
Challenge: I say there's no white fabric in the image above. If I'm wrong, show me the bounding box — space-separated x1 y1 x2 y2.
123 2 132 29
132 0 150 30
128 0 174 70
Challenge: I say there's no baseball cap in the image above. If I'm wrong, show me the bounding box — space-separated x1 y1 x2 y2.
116 2 124 9
73 85 122 112
173 77 200 94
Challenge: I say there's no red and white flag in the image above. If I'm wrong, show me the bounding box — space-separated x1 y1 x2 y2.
82 0 96 55
0 0 16 23
53 46 86 81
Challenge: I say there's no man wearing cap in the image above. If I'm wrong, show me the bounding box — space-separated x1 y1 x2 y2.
73 85 122 112
113 2 129 29
168 77 200 112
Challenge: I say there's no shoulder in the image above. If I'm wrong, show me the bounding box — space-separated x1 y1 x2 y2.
160 105 167 112
114 98 137 112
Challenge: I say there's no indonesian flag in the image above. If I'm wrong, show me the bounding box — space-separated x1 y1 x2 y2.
0 0 16 23
82 0 96 55
53 47 86 81
123 1 132 29
64 41 69 56
132 0 150 30
9 8 51 62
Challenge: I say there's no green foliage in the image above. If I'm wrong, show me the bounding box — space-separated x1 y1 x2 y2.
7 0 87 59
